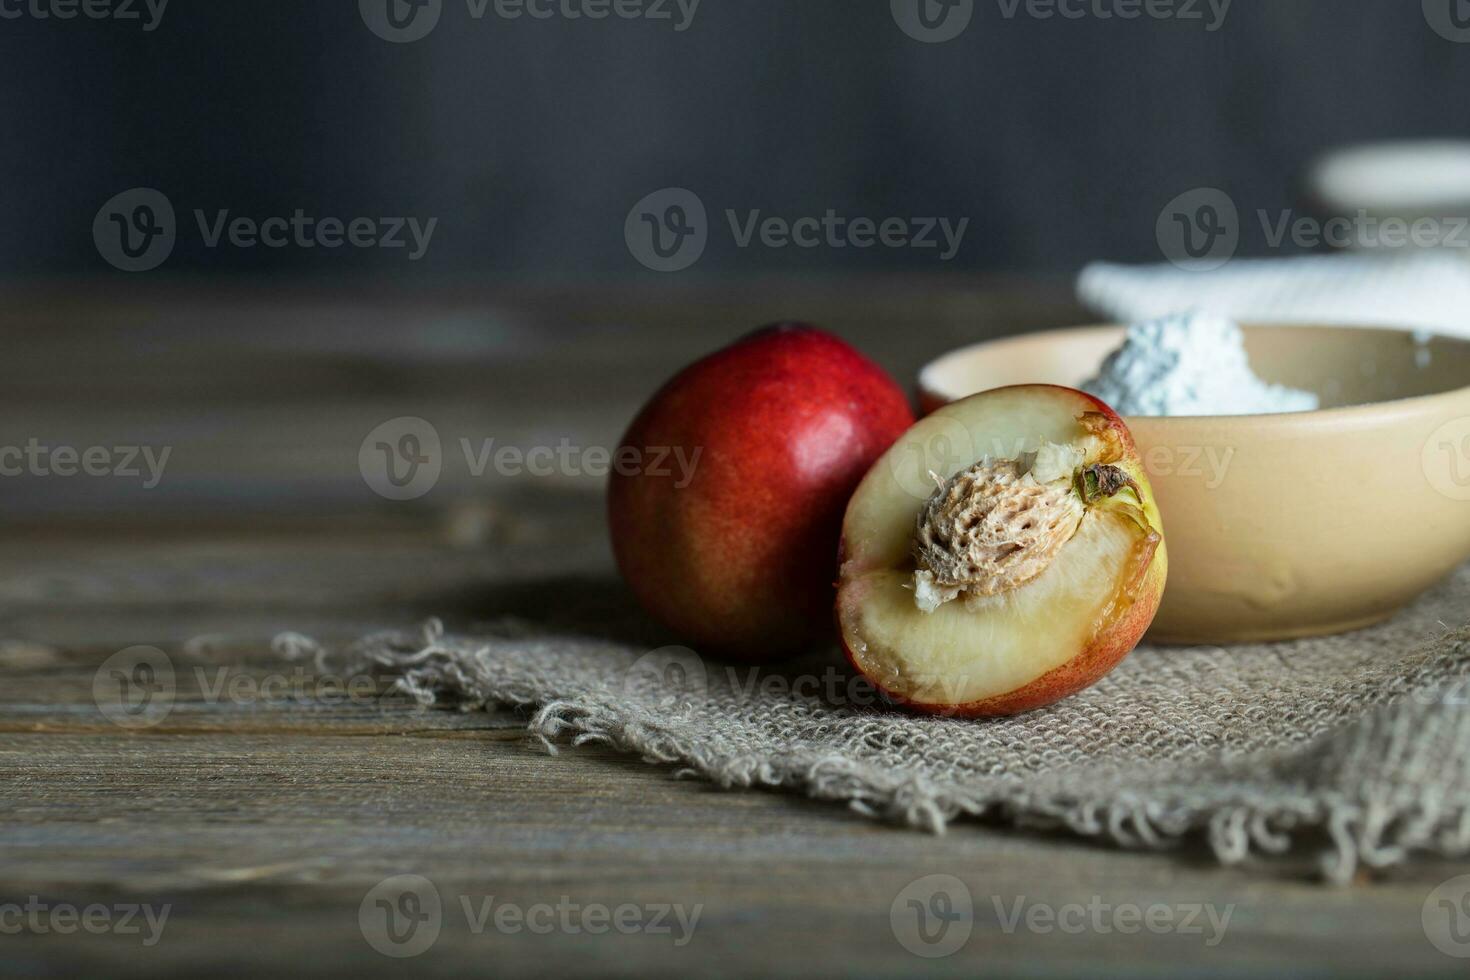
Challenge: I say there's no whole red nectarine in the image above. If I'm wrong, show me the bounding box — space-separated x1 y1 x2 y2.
609 324 914 659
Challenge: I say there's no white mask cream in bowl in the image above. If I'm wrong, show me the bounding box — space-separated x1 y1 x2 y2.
916 315 1470 644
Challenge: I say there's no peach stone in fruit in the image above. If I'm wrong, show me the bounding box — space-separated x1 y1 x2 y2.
836 385 1167 716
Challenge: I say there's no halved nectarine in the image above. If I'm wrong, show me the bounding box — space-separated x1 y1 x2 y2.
836 384 1167 716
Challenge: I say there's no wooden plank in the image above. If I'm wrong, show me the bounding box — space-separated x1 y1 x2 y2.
0 283 1462 977
0 522 1462 978
3 721 1465 979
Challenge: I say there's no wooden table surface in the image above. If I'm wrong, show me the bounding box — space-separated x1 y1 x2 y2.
1 279 1465 978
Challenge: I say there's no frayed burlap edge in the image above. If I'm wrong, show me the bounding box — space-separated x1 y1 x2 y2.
273 622 1470 884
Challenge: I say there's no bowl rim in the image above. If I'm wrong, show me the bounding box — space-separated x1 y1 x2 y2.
917 322 1470 423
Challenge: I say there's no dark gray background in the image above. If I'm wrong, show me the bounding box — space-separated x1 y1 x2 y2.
4 0 1467 279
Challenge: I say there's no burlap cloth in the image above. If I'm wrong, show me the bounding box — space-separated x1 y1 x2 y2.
279 564 1470 883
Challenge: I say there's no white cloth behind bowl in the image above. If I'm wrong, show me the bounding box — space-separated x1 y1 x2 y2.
1078 253 1470 339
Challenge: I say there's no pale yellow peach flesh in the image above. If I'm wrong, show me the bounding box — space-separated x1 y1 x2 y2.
835 384 1167 716
841 505 1151 706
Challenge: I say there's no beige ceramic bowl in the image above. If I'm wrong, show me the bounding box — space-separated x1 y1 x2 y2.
917 324 1470 644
